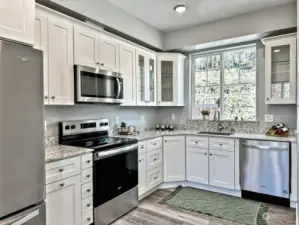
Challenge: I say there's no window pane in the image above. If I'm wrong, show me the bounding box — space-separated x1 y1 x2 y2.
195 71 208 86
240 68 256 84
224 68 239 84
207 70 220 86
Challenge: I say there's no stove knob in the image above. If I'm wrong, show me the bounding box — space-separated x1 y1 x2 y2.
104 122 109 126
100 123 104 127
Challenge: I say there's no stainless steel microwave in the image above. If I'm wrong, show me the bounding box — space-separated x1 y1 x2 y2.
75 65 124 104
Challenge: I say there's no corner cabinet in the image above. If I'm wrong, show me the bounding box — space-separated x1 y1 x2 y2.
136 49 157 106
262 33 297 105
157 53 186 106
0 0 34 45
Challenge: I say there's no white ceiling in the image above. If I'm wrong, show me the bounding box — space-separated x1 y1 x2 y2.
108 0 295 32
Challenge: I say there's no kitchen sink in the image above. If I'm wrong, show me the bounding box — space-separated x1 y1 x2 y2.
197 131 233 136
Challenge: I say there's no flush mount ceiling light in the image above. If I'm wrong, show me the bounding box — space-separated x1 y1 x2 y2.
174 5 187 13
273 49 281 53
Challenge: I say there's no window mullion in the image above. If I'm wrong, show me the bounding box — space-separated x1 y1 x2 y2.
220 53 224 120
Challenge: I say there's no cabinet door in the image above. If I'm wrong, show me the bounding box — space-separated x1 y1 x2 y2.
47 15 74 105
136 51 147 106
147 56 157 106
209 149 235 189
0 0 34 45
120 43 136 106
74 24 99 68
158 58 175 106
98 35 120 73
34 10 48 104
46 175 81 225
291 142 297 202
264 34 296 104
186 147 209 184
138 153 147 196
163 136 186 182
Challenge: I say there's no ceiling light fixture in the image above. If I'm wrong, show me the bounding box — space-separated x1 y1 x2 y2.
273 49 281 53
174 5 187 13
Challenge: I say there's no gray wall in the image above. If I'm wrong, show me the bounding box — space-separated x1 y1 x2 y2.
156 41 297 129
164 3 297 50
51 0 163 49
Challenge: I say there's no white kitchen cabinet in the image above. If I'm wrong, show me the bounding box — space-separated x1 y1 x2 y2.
0 0 34 45
157 53 186 106
99 34 120 73
74 24 99 68
209 149 235 189
147 166 163 190
120 43 136 106
47 14 74 105
262 33 297 104
163 136 186 182
46 175 81 225
138 153 147 196
136 49 157 106
186 147 209 184
291 142 297 202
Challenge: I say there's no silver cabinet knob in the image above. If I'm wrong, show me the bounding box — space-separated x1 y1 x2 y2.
87 217 91 221
204 153 207 155
51 96 55 99
210 154 212 156
58 168 64 172
100 63 104 66
139 160 142 162
87 203 91 207
86 174 91 178
267 97 270 100
86 160 91 164
44 96 48 99
87 189 91 192
59 183 64 187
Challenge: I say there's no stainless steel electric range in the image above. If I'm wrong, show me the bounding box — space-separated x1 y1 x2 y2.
59 119 138 225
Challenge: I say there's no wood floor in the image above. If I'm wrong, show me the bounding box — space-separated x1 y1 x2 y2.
112 189 296 225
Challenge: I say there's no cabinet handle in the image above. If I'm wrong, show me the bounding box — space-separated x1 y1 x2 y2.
59 183 64 187
267 97 270 100
87 203 91 207
101 63 104 66
58 168 64 172
210 154 212 156
195 141 198 144
96 62 100 65
204 153 207 155
86 174 91 178
140 146 144 149
87 217 91 222
153 158 157 161
87 189 91 192
51 96 55 99
154 176 158 180
219 143 223 146
44 96 48 99
153 143 157 146
86 160 91 164
139 160 142 162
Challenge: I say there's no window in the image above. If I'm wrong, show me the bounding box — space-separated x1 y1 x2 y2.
191 45 256 121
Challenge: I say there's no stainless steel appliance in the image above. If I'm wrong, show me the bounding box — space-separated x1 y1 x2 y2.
59 119 138 225
0 40 45 224
240 140 290 202
75 65 124 104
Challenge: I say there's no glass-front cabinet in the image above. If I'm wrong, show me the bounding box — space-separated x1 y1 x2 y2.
136 50 157 106
157 53 186 106
262 33 296 104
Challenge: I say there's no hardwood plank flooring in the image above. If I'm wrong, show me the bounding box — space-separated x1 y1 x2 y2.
112 189 296 225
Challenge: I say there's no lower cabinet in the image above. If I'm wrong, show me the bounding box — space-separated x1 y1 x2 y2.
163 136 186 182
147 166 163 190
209 149 235 189
186 147 209 184
138 153 147 196
46 175 81 225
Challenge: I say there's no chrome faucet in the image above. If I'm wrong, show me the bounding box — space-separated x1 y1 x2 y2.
217 110 224 132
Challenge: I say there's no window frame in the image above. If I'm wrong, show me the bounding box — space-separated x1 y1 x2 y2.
190 44 257 121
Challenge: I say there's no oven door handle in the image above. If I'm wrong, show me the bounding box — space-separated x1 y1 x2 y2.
116 77 122 98
95 144 138 160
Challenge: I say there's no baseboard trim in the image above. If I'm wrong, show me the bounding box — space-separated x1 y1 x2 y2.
139 185 160 201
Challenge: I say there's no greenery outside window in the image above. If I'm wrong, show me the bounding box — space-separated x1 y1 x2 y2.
191 45 256 121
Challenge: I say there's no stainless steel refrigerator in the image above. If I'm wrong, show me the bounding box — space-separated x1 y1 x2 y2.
0 40 45 225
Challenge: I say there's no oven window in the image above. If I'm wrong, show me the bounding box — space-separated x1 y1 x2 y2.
94 149 138 207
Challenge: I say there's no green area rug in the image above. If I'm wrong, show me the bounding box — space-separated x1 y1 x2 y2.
160 186 268 225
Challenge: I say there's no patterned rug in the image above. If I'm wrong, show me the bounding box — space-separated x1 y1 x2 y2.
160 186 268 225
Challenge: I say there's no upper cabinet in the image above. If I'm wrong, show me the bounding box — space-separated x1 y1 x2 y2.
0 0 34 45
136 49 157 106
262 33 297 105
157 53 186 106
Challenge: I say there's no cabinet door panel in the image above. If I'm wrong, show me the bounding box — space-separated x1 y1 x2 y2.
74 25 99 68
48 16 74 105
186 147 209 184
0 0 34 44
147 166 162 190
99 35 119 73
46 175 81 225
136 51 146 106
138 153 147 196
120 43 136 106
163 136 186 182
209 149 234 189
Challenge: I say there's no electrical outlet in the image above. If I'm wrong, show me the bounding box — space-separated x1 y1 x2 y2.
115 116 120 124
265 114 274 123
171 113 176 120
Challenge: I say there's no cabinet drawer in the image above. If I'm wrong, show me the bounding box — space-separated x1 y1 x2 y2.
209 138 234 151
147 137 162 152
82 182 93 199
138 141 147 155
82 196 93 214
147 166 162 190
147 148 162 170
81 168 93 184
82 210 93 225
46 157 81 184
81 154 93 169
46 175 80 194
186 136 208 148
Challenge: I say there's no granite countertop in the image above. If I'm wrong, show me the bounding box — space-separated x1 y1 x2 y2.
45 145 94 163
113 130 297 142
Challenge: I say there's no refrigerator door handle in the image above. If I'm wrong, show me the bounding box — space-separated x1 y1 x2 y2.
12 210 39 225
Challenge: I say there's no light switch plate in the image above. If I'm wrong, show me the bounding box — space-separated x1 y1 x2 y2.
171 113 176 120
265 114 274 123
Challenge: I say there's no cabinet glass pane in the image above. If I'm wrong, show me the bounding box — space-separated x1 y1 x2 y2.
138 55 145 101
271 45 290 100
149 58 155 102
161 61 173 102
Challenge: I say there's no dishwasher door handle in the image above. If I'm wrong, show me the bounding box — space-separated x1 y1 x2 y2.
241 143 288 151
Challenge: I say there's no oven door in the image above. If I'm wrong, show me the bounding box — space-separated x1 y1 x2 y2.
93 145 138 208
75 65 124 103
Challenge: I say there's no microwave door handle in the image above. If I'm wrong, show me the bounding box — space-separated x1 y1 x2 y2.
116 78 121 98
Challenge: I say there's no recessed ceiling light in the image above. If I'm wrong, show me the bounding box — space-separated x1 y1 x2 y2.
273 49 280 53
174 5 187 13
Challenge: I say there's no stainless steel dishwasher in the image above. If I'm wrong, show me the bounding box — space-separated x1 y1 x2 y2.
240 139 290 201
